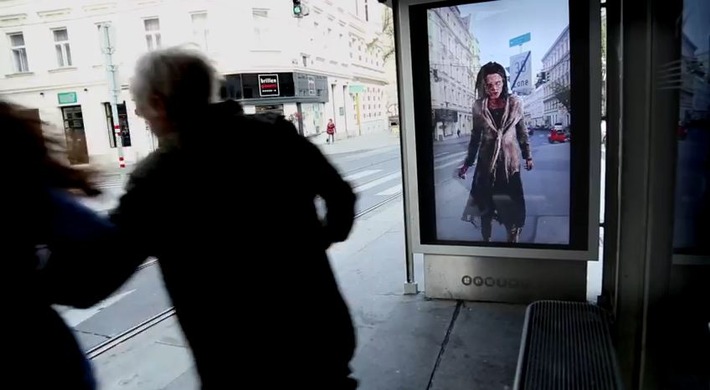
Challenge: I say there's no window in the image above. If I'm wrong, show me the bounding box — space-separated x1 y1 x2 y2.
103 102 132 148
364 0 369 21
144 18 161 50
308 76 315 96
253 8 274 45
191 12 208 50
8 33 29 72
53 28 72 67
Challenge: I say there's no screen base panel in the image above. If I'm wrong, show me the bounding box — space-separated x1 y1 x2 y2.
424 255 587 303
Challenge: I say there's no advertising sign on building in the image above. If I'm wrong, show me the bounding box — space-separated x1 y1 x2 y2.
58 92 77 105
258 74 280 97
510 51 533 95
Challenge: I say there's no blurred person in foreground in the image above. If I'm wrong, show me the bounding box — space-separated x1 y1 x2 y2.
109 47 358 389
2 100 129 389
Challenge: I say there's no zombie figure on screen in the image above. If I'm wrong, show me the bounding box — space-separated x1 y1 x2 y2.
457 62 534 243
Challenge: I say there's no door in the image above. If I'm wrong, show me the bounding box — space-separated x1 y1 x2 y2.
61 105 89 164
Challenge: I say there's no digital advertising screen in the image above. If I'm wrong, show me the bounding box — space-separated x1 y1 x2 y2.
408 0 593 251
673 0 710 259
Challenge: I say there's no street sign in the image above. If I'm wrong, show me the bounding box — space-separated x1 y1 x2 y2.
258 74 280 97
57 92 77 104
510 51 533 95
509 33 531 47
348 84 365 94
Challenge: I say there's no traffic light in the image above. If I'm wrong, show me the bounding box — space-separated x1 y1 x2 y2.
293 0 303 17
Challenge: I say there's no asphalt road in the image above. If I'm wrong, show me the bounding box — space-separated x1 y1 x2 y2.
60 143 404 352
431 131 572 244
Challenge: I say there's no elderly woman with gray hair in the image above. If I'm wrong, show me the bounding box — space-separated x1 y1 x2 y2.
109 47 359 389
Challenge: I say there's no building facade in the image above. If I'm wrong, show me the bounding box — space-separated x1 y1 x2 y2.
523 85 545 128
0 0 392 167
680 33 710 124
541 25 570 127
427 6 478 140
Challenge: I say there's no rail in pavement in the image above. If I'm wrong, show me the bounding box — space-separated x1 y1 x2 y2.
90 197 527 390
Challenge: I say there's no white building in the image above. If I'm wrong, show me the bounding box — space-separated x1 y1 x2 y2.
427 6 479 140
0 0 392 168
691 49 709 118
471 36 481 87
541 25 570 127
680 33 698 121
523 85 545 128
373 6 398 122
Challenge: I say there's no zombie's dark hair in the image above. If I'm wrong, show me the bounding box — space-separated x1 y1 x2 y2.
475 61 510 100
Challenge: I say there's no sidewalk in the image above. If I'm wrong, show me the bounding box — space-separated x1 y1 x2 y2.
310 129 401 156
96 131 400 177
91 198 525 390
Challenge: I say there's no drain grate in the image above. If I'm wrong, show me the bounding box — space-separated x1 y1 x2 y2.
514 300 622 390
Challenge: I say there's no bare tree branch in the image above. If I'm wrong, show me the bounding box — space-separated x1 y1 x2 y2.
366 8 395 62
550 81 571 114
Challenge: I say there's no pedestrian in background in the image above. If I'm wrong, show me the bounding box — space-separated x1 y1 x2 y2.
327 118 336 143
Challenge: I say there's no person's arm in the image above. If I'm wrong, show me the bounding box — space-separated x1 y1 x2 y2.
515 112 533 171
516 121 532 160
292 129 356 245
464 125 483 167
458 111 483 178
109 156 163 259
276 116 357 246
38 190 147 309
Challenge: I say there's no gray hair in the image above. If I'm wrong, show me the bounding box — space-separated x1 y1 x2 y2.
130 47 221 118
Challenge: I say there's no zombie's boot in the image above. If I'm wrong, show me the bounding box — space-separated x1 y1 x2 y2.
507 227 522 243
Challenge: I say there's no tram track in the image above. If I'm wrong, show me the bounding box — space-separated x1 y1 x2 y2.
86 191 401 360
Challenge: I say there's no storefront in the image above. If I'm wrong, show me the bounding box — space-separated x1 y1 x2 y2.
433 108 458 140
222 72 329 137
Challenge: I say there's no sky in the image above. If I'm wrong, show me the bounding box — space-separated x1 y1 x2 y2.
440 0 569 79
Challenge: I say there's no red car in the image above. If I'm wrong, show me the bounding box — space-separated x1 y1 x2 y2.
548 129 568 143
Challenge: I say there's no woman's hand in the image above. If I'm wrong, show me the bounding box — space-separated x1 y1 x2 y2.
525 159 534 171
458 165 469 179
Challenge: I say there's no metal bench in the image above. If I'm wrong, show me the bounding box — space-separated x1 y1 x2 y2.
514 300 623 390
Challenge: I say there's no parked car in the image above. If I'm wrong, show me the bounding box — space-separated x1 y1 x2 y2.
548 123 568 143
549 129 568 143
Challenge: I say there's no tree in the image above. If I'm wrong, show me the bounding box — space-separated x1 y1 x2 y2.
550 81 571 114
366 8 396 63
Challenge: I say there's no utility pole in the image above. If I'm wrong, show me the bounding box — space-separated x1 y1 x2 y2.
99 23 125 172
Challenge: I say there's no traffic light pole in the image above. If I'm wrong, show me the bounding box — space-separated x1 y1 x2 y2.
99 23 126 171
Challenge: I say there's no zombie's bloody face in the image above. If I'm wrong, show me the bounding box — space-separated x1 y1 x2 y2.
485 73 504 99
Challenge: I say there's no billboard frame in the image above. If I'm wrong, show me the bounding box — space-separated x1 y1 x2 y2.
394 0 602 261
